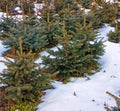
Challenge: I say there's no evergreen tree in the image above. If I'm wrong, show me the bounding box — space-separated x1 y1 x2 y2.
39 1 60 46
2 17 47 52
81 0 92 9
0 16 17 38
0 0 18 13
91 0 120 24
0 38 51 103
54 0 66 13
80 0 92 28
42 23 104 82
56 0 82 35
79 12 103 29
108 21 120 43
54 0 80 15
20 0 35 16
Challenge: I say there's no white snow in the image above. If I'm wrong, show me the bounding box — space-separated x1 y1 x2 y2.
97 24 115 41
0 12 23 20
0 41 8 57
0 12 6 18
14 7 21 11
105 0 117 2
34 3 45 16
0 22 120 111
0 41 7 73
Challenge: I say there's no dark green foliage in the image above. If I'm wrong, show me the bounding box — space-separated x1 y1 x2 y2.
20 15 41 26
0 0 35 15
94 0 105 5
0 0 18 12
0 51 51 103
35 0 43 3
54 0 78 14
65 0 74 3
60 16 80 35
58 1 81 18
56 3 82 33
91 1 120 24
79 12 103 29
42 23 104 81
108 21 120 43
110 21 120 29
40 22 60 46
21 1 35 15
81 0 92 9
41 8 55 23
40 5 60 46
55 0 101 29
54 0 67 13
111 106 120 111
39 0 104 82
2 18 47 52
108 30 120 43
0 16 17 37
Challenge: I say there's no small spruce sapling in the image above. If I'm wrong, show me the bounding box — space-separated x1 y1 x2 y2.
108 21 120 43
0 37 51 104
2 19 48 53
0 16 17 38
42 22 104 82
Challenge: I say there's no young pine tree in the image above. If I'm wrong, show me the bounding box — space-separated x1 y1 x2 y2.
0 38 51 104
0 16 17 38
40 1 60 46
108 21 120 43
2 18 47 53
42 22 72 82
42 22 104 82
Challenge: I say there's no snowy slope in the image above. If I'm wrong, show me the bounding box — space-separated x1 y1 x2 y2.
37 25 120 111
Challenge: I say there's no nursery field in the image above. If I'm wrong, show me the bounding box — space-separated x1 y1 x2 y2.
0 0 120 111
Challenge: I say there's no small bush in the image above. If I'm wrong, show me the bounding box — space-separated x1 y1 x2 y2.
108 30 120 43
